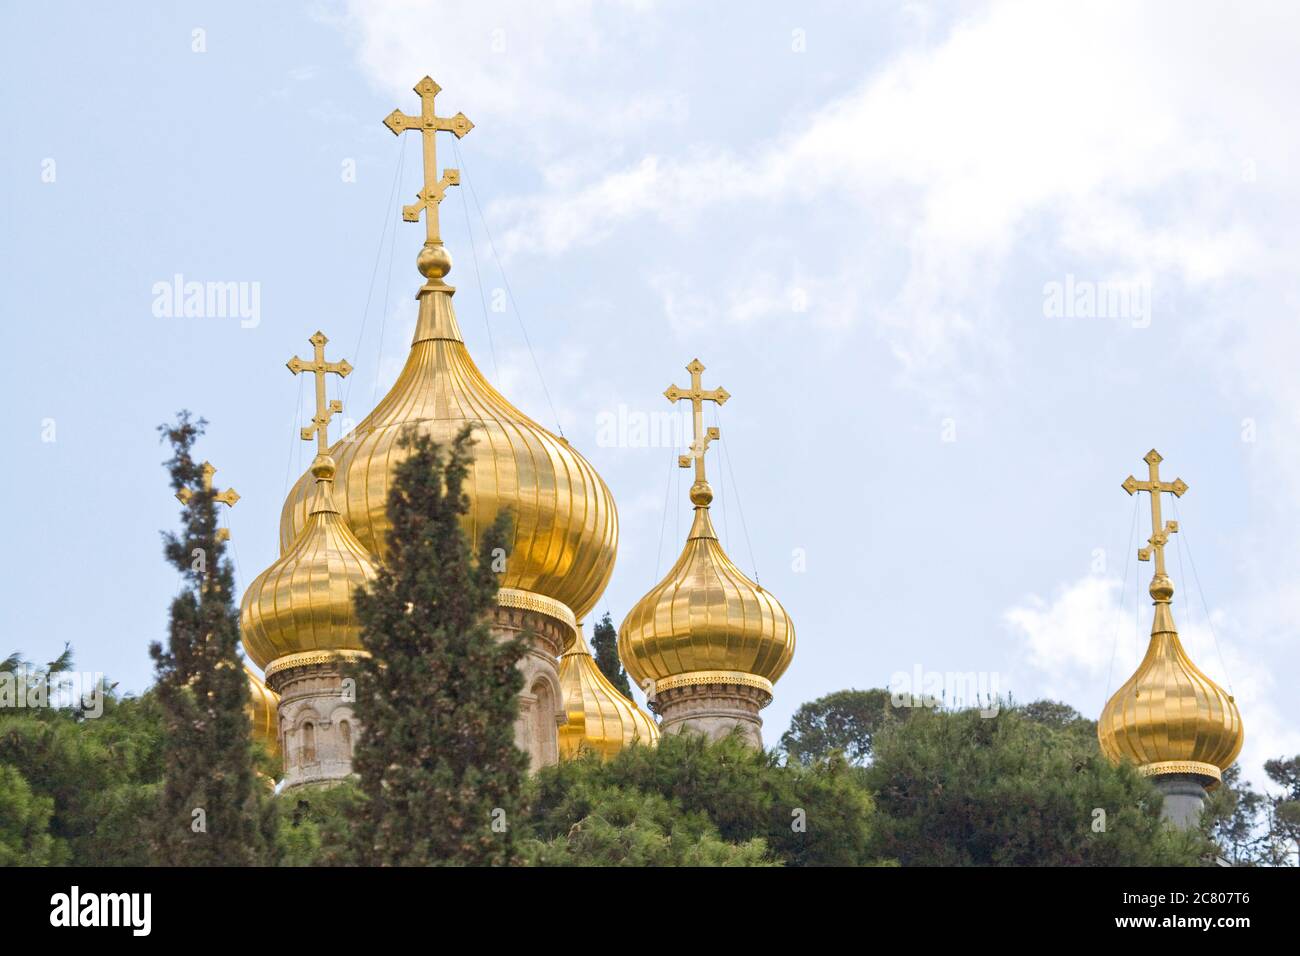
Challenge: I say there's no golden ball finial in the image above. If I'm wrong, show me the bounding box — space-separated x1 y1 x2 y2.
1149 573 1174 603
689 481 713 506
417 241 452 280
311 454 337 481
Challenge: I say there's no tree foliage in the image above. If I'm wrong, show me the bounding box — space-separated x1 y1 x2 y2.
1264 755 1300 865
350 427 525 866
1018 699 1094 736
0 764 60 866
524 732 880 866
589 612 633 700
523 784 772 866
1206 756 1300 866
865 703 1214 866
780 688 906 765
150 411 270 865
277 781 363 867
1 649 165 865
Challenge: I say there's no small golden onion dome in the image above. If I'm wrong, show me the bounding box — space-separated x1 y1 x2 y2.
241 455 379 671
619 502 795 694
244 662 280 757
1098 576 1243 786
558 628 658 759
278 289 617 623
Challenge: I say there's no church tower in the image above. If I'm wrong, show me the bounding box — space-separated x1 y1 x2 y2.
240 332 379 788
244 77 619 784
1098 450 1244 827
619 359 795 747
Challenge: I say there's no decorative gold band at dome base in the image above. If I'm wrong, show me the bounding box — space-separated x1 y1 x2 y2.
653 671 774 695
497 587 578 641
264 649 371 681
1139 760 1222 785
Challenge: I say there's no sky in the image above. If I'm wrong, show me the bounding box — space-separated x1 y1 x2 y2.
3 0 1299 788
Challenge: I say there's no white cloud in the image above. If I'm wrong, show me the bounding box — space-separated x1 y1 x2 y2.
1004 575 1137 697
337 0 1300 395
500 0 1259 253
652 264 860 338
334 0 673 157
464 0 1296 389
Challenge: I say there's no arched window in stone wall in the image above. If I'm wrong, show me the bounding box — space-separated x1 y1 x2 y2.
302 722 317 765
339 719 352 757
531 679 557 768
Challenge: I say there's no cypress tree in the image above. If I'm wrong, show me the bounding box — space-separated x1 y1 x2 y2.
150 411 269 865
351 426 525 866
590 611 633 700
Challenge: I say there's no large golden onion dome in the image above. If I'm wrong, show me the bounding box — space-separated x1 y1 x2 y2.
1098 575 1243 786
244 662 280 758
559 626 658 759
619 487 795 697
241 455 379 673
278 288 617 625
1098 450 1243 787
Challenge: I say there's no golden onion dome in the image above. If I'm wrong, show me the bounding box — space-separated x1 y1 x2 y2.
241 455 379 671
1098 575 1243 786
244 662 280 758
278 288 618 624
619 498 795 696
559 626 658 759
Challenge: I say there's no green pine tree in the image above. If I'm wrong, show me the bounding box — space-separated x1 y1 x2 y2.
864 703 1214 865
590 611 633 700
780 688 902 765
1 646 167 865
150 411 271 865
0 765 60 866
1204 765 1284 865
522 732 879 866
1265 755 1300 865
350 426 525 866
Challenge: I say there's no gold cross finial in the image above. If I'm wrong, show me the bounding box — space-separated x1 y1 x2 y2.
287 331 352 456
665 358 730 506
383 76 473 284
1122 449 1188 602
176 461 239 542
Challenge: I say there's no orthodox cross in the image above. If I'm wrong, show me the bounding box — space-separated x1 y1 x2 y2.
176 461 239 542
1122 449 1188 579
383 76 474 246
664 358 730 488
287 330 352 455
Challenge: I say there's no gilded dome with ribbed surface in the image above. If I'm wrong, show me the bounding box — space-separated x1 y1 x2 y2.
559 628 658 759
279 290 617 624
242 455 379 671
1099 577 1243 785
619 499 795 694
244 662 280 757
